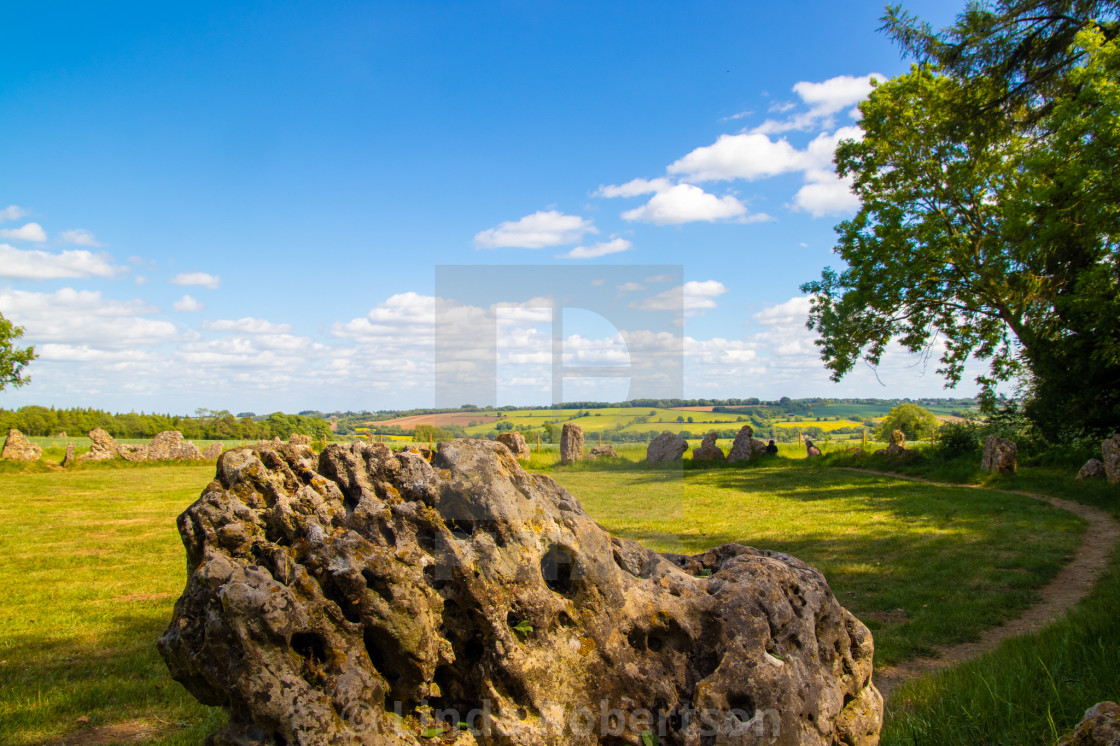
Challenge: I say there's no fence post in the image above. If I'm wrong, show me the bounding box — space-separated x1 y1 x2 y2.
537 433 540 453
798 431 802 447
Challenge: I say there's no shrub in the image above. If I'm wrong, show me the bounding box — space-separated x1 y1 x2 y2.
937 421 981 457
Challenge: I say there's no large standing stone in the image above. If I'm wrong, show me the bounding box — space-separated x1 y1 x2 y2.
148 431 204 461
1058 701 1120 746
559 423 584 465
727 425 767 464
806 440 823 458
2 429 42 461
78 428 120 462
202 443 223 460
981 435 1018 474
646 431 687 463
159 439 883 746
1076 459 1107 482
1104 433 1120 486
692 432 726 461
118 444 150 462
61 442 75 468
496 431 531 461
290 433 313 446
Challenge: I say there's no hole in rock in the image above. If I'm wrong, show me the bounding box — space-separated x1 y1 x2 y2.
727 693 756 721
557 611 575 628
378 521 397 547
291 632 326 665
321 574 362 624
627 628 647 651
417 527 438 552
647 635 664 652
540 545 574 595
447 517 475 540
691 646 720 680
423 564 450 591
362 568 394 602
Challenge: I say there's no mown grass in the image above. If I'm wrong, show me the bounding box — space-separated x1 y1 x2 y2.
820 449 1120 745
0 463 226 745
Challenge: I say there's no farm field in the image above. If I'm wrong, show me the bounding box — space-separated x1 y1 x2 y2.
0 446 1097 745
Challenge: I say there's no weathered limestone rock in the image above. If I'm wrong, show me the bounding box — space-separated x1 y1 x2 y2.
496 432 531 461
61 442 75 467
1076 459 1107 482
727 425 767 464
587 444 619 459
55 431 67 438
873 430 907 457
290 433 313 446
806 440 823 458
981 435 1018 474
160 439 883 746
1104 434 1120 486
119 444 150 462
78 428 119 462
559 423 583 465
1058 701 1120 746
149 431 204 461
692 432 726 462
646 431 687 463
2 429 42 461
202 443 223 460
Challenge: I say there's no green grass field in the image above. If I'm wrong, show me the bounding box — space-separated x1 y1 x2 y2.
0 444 1110 745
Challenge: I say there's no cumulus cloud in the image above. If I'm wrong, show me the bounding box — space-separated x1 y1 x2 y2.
473 210 596 249
0 222 48 242
559 238 632 259
173 294 205 312
635 280 727 315
0 243 124 279
750 73 884 135
0 205 28 222
791 171 861 216
667 135 809 182
0 288 178 349
594 178 672 198
203 317 294 334
170 271 221 290
60 229 105 247
621 184 748 225
616 282 645 292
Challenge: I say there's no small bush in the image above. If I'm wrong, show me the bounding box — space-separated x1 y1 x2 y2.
936 421 980 458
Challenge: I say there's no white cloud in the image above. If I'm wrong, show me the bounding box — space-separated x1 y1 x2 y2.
616 282 645 292
473 210 596 249
791 170 861 217
621 184 748 225
60 229 105 247
170 271 221 290
559 238 632 259
0 243 124 279
749 73 884 135
0 222 48 242
635 280 728 315
594 178 672 198
667 134 810 182
0 288 178 349
203 317 294 334
173 294 205 312
0 205 28 222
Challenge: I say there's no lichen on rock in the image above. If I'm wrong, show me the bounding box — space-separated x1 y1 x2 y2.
160 439 882 745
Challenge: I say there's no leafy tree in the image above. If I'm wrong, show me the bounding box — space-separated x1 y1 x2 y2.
876 403 941 441
0 312 36 391
803 1 1120 437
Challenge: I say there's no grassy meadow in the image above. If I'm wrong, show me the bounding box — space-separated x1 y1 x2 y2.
0 437 1114 745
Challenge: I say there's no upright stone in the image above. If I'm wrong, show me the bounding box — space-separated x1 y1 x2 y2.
289 433 312 446
2 429 42 461
61 441 75 467
149 431 204 461
806 440 823 457
692 432 726 461
587 444 619 459
202 442 223 460
728 425 766 464
981 435 1018 474
1076 458 1106 482
118 444 150 462
78 428 120 462
1057 701 1120 746
559 423 584 464
646 431 687 463
1103 433 1120 486
496 431 531 461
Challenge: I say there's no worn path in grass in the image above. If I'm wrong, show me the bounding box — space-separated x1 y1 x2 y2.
841 468 1120 699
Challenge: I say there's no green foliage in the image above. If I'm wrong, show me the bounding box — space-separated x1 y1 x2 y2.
875 403 940 441
936 420 981 457
0 406 330 441
803 4 1120 438
0 312 36 391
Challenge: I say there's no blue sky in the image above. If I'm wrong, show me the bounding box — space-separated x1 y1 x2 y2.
0 0 976 413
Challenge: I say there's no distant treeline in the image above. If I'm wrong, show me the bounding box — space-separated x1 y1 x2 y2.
0 406 332 441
